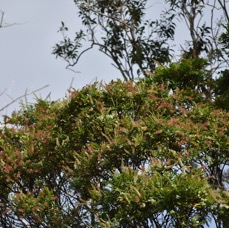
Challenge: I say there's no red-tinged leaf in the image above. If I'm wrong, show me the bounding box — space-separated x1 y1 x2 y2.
2 209 10 215
5 165 12 173
97 153 102 160
135 195 140 203
154 130 163 134
16 171 21 178
6 176 12 182
18 208 25 213
32 206 42 212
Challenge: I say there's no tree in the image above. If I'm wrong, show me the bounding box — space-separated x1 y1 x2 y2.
0 0 229 227
166 0 229 110
214 20 229 111
0 76 228 227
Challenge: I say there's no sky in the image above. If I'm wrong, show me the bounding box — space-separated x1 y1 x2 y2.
0 0 125 116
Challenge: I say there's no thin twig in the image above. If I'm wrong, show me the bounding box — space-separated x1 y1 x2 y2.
0 85 49 112
0 88 7 97
0 10 17 28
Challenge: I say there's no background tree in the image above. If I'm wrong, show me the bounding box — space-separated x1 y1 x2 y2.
165 0 229 110
53 0 176 80
214 20 229 111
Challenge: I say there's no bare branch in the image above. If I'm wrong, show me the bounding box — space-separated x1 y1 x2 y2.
0 84 49 112
217 0 229 22
0 10 18 28
0 88 7 97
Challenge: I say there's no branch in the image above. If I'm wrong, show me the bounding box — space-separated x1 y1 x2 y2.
0 84 49 112
218 0 229 22
0 10 18 28
0 88 7 97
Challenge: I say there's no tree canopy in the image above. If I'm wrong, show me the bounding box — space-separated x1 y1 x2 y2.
1 0 229 227
1 74 229 227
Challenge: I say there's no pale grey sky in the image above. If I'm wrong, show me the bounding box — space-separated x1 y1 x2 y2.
0 0 122 115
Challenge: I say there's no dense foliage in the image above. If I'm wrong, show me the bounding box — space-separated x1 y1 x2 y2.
1 0 229 227
0 73 229 227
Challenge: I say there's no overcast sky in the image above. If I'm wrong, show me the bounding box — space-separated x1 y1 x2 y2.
0 0 129 115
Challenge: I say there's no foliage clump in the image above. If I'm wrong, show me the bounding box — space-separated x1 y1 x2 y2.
0 74 229 227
